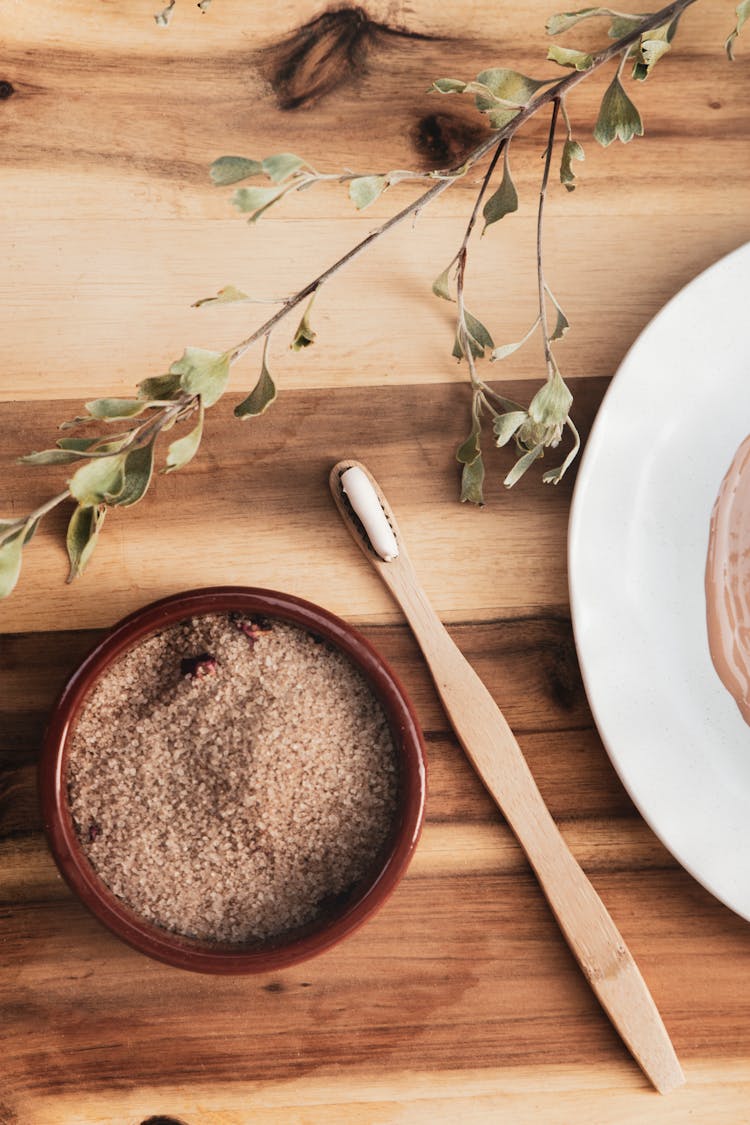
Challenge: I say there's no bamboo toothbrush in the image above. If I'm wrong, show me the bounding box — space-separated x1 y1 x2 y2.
330 459 684 1096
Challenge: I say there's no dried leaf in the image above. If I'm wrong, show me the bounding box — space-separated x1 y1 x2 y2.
560 139 585 190
19 449 85 466
0 530 24 599
110 442 156 507
69 454 125 506
432 264 455 302
482 151 519 232
528 370 573 427
235 347 277 418
137 372 182 401
491 318 540 361
291 295 316 351
210 156 263 186
546 7 609 35
453 311 495 360
232 185 286 221
430 78 468 93
475 68 548 107
593 75 643 146
608 14 647 37
460 454 485 505
456 396 483 465
546 44 594 69
726 0 750 59
493 410 529 447
349 175 387 211
262 153 304 182
504 444 544 487
545 286 571 340
85 398 151 421
192 285 251 308
170 347 231 407
66 504 106 582
164 402 204 474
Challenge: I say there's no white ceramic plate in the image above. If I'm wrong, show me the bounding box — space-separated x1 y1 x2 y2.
568 242 750 920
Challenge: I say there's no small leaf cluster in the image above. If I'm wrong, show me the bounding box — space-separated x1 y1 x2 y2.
209 152 452 222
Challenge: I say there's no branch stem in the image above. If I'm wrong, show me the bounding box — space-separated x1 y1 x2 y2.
537 99 561 378
223 0 697 369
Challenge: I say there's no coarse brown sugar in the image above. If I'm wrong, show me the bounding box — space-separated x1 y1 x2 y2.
66 614 399 944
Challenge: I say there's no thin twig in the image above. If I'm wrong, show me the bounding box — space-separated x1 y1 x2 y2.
225 0 698 368
537 99 561 379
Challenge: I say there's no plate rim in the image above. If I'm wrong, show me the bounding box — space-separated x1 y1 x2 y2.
567 240 750 921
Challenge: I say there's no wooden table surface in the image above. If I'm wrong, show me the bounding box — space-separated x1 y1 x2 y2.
2 2 750 1122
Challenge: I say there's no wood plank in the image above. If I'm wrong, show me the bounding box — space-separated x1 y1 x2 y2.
15 1061 750 1125
0 378 605 632
1 0 748 403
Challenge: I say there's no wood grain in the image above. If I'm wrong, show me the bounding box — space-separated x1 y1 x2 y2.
2 0 750 1121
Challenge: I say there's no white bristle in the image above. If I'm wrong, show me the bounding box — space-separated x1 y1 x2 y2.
341 467 400 562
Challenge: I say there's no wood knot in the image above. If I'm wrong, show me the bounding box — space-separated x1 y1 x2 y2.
139 1118 192 1125
0 81 15 100
412 112 486 168
263 7 378 110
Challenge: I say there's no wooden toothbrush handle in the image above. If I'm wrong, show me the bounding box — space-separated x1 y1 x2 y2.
381 561 684 1094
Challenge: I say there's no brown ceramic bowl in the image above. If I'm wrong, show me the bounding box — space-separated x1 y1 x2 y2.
40 586 426 974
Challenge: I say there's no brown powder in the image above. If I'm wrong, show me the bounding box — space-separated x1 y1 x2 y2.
66 614 399 945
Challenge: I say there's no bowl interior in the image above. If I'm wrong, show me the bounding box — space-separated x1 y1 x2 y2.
40 586 427 973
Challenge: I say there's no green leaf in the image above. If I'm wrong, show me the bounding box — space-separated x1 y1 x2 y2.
348 175 387 211
210 156 263 186
169 347 231 407
192 285 251 308
19 448 85 465
85 398 151 421
69 454 125 506
453 311 495 360
66 504 106 583
137 371 182 401
504 444 544 487
430 78 467 93
262 153 304 182
493 410 528 447
460 454 485 505
231 186 286 223
154 0 175 26
593 76 643 146
546 44 594 69
560 139 585 191
546 7 609 35
726 0 750 59
482 151 519 232
164 402 204 474
0 530 24 599
432 264 455 302
291 295 316 351
528 370 573 427
235 348 277 418
110 442 155 507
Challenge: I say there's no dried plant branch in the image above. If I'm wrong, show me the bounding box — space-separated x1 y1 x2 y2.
2 0 739 597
